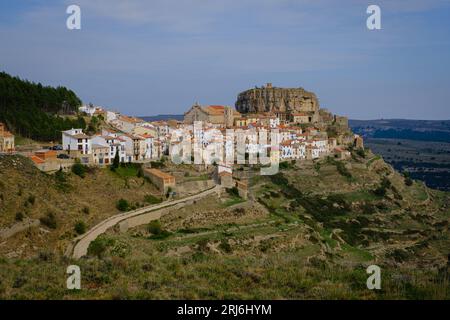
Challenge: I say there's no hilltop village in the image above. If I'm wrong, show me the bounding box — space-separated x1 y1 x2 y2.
2 84 364 193
1 83 449 300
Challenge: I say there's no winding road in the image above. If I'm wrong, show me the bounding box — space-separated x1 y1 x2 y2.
67 185 221 259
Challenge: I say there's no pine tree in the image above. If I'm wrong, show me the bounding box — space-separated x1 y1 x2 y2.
111 149 120 171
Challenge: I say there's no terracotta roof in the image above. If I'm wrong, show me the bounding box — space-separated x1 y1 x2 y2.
144 168 175 180
30 155 44 164
203 105 225 115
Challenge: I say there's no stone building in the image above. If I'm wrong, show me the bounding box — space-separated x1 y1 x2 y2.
144 168 176 194
214 163 234 187
184 103 240 126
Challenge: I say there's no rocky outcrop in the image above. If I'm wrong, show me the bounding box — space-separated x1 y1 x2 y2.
235 83 319 114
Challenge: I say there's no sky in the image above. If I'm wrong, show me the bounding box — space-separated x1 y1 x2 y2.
1 0 450 120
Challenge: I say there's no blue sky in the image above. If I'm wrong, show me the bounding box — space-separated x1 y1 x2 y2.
1 0 450 119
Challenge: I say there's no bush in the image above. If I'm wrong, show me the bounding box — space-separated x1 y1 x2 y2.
336 161 352 178
196 238 209 252
137 166 144 178
74 221 87 235
373 178 391 197
111 150 120 171
355 148 366 158
15 212 24 221
82 206 90 214
88 237 113 258
405 177 413 186
219 240 232 253
279 161 291 170
40 212 57 229
27 195 36 205
116 199 130 212
144 194 162 204
226 187 240 198
147 220 163 235
72 162 87 178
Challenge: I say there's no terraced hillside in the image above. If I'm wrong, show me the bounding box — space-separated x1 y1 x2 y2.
0 152 448 299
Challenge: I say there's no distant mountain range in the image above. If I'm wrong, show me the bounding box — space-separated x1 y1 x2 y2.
350 119 450 143
140 114 184 122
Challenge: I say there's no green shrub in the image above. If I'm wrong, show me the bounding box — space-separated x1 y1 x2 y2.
88 237 114 258
405 177 413 186
219 240 232 253
269 172 289 186
72 162 87 178
355 148 366 158
137 166 144 178
15 212 24 221
147 220 163 235
116 199 130 212
74 221 87 235
373 177 391 197
226 186 240 198
335 161 352 178
27 195 36 205
111 150 120 171
279 161 291 170
196 238 209 252
40 212 57 229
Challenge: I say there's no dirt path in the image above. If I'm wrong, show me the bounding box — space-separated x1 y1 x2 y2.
68 185 221 259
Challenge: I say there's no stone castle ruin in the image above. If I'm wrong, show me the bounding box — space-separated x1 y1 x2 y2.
235 83 349 134
235 83 320 115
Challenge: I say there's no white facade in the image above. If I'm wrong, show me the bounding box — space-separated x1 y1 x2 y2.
62 129 91 155
79 105 96 116
91 134 127 163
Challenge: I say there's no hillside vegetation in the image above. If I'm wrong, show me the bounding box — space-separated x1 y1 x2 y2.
0 155 161 257
0 72 85 141
0 152 448 299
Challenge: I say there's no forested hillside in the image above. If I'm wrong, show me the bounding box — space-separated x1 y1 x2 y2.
0 72 86 141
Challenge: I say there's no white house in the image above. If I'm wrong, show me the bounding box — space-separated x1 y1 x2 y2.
280 140 294 159
79 105 97 116
62 128 91 155
91 134 127 163
311 138 329 157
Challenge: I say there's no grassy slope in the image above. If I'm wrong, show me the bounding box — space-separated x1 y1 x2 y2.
0 155 161 256
0 153 448 299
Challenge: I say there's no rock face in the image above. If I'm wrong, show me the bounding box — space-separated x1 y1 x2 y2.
235 83 319 114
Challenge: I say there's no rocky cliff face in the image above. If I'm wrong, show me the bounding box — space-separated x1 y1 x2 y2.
235 84 320 114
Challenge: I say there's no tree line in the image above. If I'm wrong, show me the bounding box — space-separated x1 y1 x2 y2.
0 71 86 141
